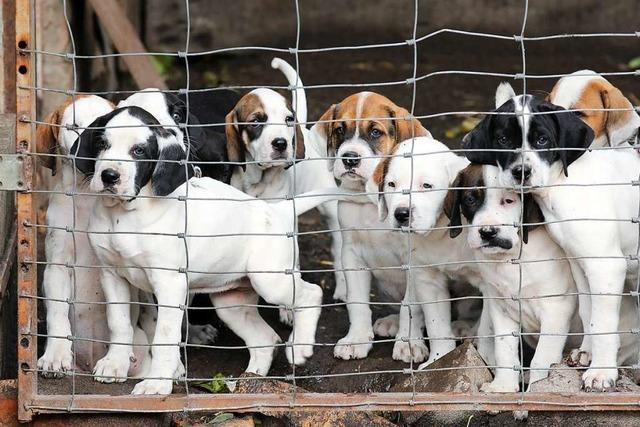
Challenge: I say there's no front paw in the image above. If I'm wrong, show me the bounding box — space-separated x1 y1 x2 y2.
373 314 399 338
332 276 347 302
480 380 519 393
187 324 218 345
279 308 294 327
131 379 173 395
393 339 428 363
334 333 373 360
583 368 618 391
285 340 314 366
568 349 591 367
93 354 130 383
37 341 73 378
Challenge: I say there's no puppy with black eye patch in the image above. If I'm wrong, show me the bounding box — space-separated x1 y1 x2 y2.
73 106 341 395
462 82 640 392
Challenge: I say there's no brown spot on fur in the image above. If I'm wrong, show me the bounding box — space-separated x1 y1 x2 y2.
443 164 484 221
225 93 264 171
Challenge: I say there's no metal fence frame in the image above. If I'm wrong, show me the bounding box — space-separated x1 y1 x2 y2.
14 0 640 422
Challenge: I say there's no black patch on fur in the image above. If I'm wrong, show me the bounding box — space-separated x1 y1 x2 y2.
151 143 193 196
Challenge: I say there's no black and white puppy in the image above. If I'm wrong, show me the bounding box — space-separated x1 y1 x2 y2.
462 83 640 391
119 88 240 183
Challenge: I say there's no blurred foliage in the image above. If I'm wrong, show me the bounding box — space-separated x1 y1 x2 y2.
194 372 230 393
444 117 480 139
628 57 640 69
151 55 177 78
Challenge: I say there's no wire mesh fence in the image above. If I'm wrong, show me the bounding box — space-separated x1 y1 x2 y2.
12 0 640 422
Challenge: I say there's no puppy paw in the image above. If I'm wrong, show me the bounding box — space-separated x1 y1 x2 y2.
334 333 373 360
373 314 399 338
451 319 474 339
131 379 173 395
583 368 618 392
187 323 218 346
513 410 529 421
480 380 519 393
174 360 186 379
332 277 347 302
286 342 314 365
392 339 428 363
37 342 73 378
93 354 130 383
568 349 591 367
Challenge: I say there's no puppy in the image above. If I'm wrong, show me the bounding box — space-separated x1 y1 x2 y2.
35 96 152 378
72 106 338 395
118 87 239 182
226 58 346 301
317 92 431 363
463 82 640 390
548 70 640 147
373 137 480 368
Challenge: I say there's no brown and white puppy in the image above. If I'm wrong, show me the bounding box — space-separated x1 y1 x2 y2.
548 70 640 148
315 92 433 363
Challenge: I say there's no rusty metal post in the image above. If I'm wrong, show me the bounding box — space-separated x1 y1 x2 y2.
15 0 37 422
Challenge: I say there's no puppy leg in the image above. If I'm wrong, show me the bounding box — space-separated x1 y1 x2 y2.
479 300 520 392
131 274 187 395
393 284 428 364
93 271 134 383
568 260 592 367
210 287 280 376
38 264 73 377
323 203 347 302
182 294 219 345
475 304 495 367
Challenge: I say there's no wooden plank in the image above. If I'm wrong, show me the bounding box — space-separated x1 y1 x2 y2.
88 0 167 90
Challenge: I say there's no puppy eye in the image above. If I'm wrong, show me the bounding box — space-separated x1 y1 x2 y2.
496 136 510 146
370 128 382 139
335 125 345 136
503 198 515 205
249 118 262 128
573 110 586 118
387 181 396 188
463 195 477 206
285 115 295 125
536 135 550 147
132 146 146 157
172 112 182 122
422 183 432 189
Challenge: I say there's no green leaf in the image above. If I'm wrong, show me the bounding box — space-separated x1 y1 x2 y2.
211 413 234 424
628 57 640 69
151 55 176 78
194 372 230 394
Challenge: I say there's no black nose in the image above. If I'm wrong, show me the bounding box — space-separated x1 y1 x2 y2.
271 138 287 152
511 164 531 182
394 207 411 225
479 226 498 241
101 168 120 185
342 151 361 168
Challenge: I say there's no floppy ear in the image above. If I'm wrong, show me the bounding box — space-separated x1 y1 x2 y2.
318 104 337 170
372 156 391 221
225 109 246 172
392 106 430 142
599 83 632 145
521 193 544 244
36 109 61 175
443 172 464 238
294 124 306 160
68 114 111 176
152 143 193 196
461 115 495 165
495 82 516 109
540 102 594 176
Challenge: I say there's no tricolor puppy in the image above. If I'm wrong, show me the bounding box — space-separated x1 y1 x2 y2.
463 82 640 391
548 70 640 148
119 87 240 182
373 137 479 368
226 58 346 302
317 92 431 363
73 106 337 395
35 96 152 378
446 163 578 392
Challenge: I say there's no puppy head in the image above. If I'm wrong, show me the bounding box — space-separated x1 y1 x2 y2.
373 137 467 234
462 83 594 189
70 106 192 201
445 164 544 254
318 92 431 190
36 95 114 175
225 89 304 171
548 70 640 147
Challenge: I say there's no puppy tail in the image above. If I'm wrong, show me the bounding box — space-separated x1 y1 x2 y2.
271 57 307 125
274 187 350 217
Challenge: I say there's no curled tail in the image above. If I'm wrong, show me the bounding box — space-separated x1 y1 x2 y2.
271 57 307 125
274 187 348 217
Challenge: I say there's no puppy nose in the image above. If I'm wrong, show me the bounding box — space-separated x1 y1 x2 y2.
394 207 411 225
271 138 287 152
101 168 120 185
342 151 361 168
511 164 531 182
479 226 498 241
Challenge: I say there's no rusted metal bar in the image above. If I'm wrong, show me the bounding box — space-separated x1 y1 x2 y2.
22 392 640 414
15 0 37 422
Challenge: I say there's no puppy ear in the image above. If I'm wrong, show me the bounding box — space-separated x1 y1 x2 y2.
443 171 464 238
69 114 112 176
318 104 337 170
495 82 516 108
392 106 430 143
36 109 61 175
599 83 633 144
294 124 306 160
152 142 193 196
225 109 245 171
540 102 594 176
521 193 544 244
461 115 495 165
372 156 391 221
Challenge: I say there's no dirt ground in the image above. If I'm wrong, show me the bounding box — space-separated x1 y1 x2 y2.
37 34 639 402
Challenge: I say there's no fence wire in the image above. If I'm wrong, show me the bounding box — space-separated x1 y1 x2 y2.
13 0 640 419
